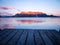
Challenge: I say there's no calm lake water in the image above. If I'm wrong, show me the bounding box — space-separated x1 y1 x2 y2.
0 17 60 30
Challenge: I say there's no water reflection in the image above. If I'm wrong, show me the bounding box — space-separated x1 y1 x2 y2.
0 18 60 30
0 24 15 29
17 20 43 24
0 18 16 29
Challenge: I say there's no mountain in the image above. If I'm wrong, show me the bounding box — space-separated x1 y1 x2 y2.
14 11 57 17
0 11 60 17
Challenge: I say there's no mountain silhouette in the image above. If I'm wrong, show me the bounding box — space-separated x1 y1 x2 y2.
0 11 60 17
14 11 57 17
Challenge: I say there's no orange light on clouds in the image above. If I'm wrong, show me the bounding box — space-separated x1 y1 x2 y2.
7 6 14 9
20 11 45 15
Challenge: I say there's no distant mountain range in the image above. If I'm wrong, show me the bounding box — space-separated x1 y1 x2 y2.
0 11 60 17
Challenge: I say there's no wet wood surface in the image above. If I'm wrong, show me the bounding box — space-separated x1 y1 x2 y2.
0 29 60 45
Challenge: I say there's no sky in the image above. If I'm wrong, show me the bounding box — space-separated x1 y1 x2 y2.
0 0 60 16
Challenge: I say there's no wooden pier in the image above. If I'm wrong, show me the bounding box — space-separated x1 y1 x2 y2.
0 29 60 45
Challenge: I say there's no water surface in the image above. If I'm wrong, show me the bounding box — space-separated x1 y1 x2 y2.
0 17 60 30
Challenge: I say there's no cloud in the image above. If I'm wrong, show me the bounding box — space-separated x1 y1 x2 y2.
0 6 8 10
7 6 14 9
0 12 13 16
0 6 14 10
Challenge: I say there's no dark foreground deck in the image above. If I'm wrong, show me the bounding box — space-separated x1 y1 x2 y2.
0 29 60 45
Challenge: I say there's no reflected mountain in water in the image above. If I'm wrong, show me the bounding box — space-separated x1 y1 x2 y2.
17 20 43 24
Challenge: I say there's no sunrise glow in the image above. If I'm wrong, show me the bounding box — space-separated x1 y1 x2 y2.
0 0 60 16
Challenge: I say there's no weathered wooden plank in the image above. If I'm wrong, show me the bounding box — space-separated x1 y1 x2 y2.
1 30 17 45
39 30 54 45
16 30 28 45
0 29 4 33
0 29 60 45
6 30 23 45
59 30 60 34
50 30 60 38
0 29 10 36
34 30 45 45
45 30 59 45
1 30 14 40
26 30 35 45
49 30 60 45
